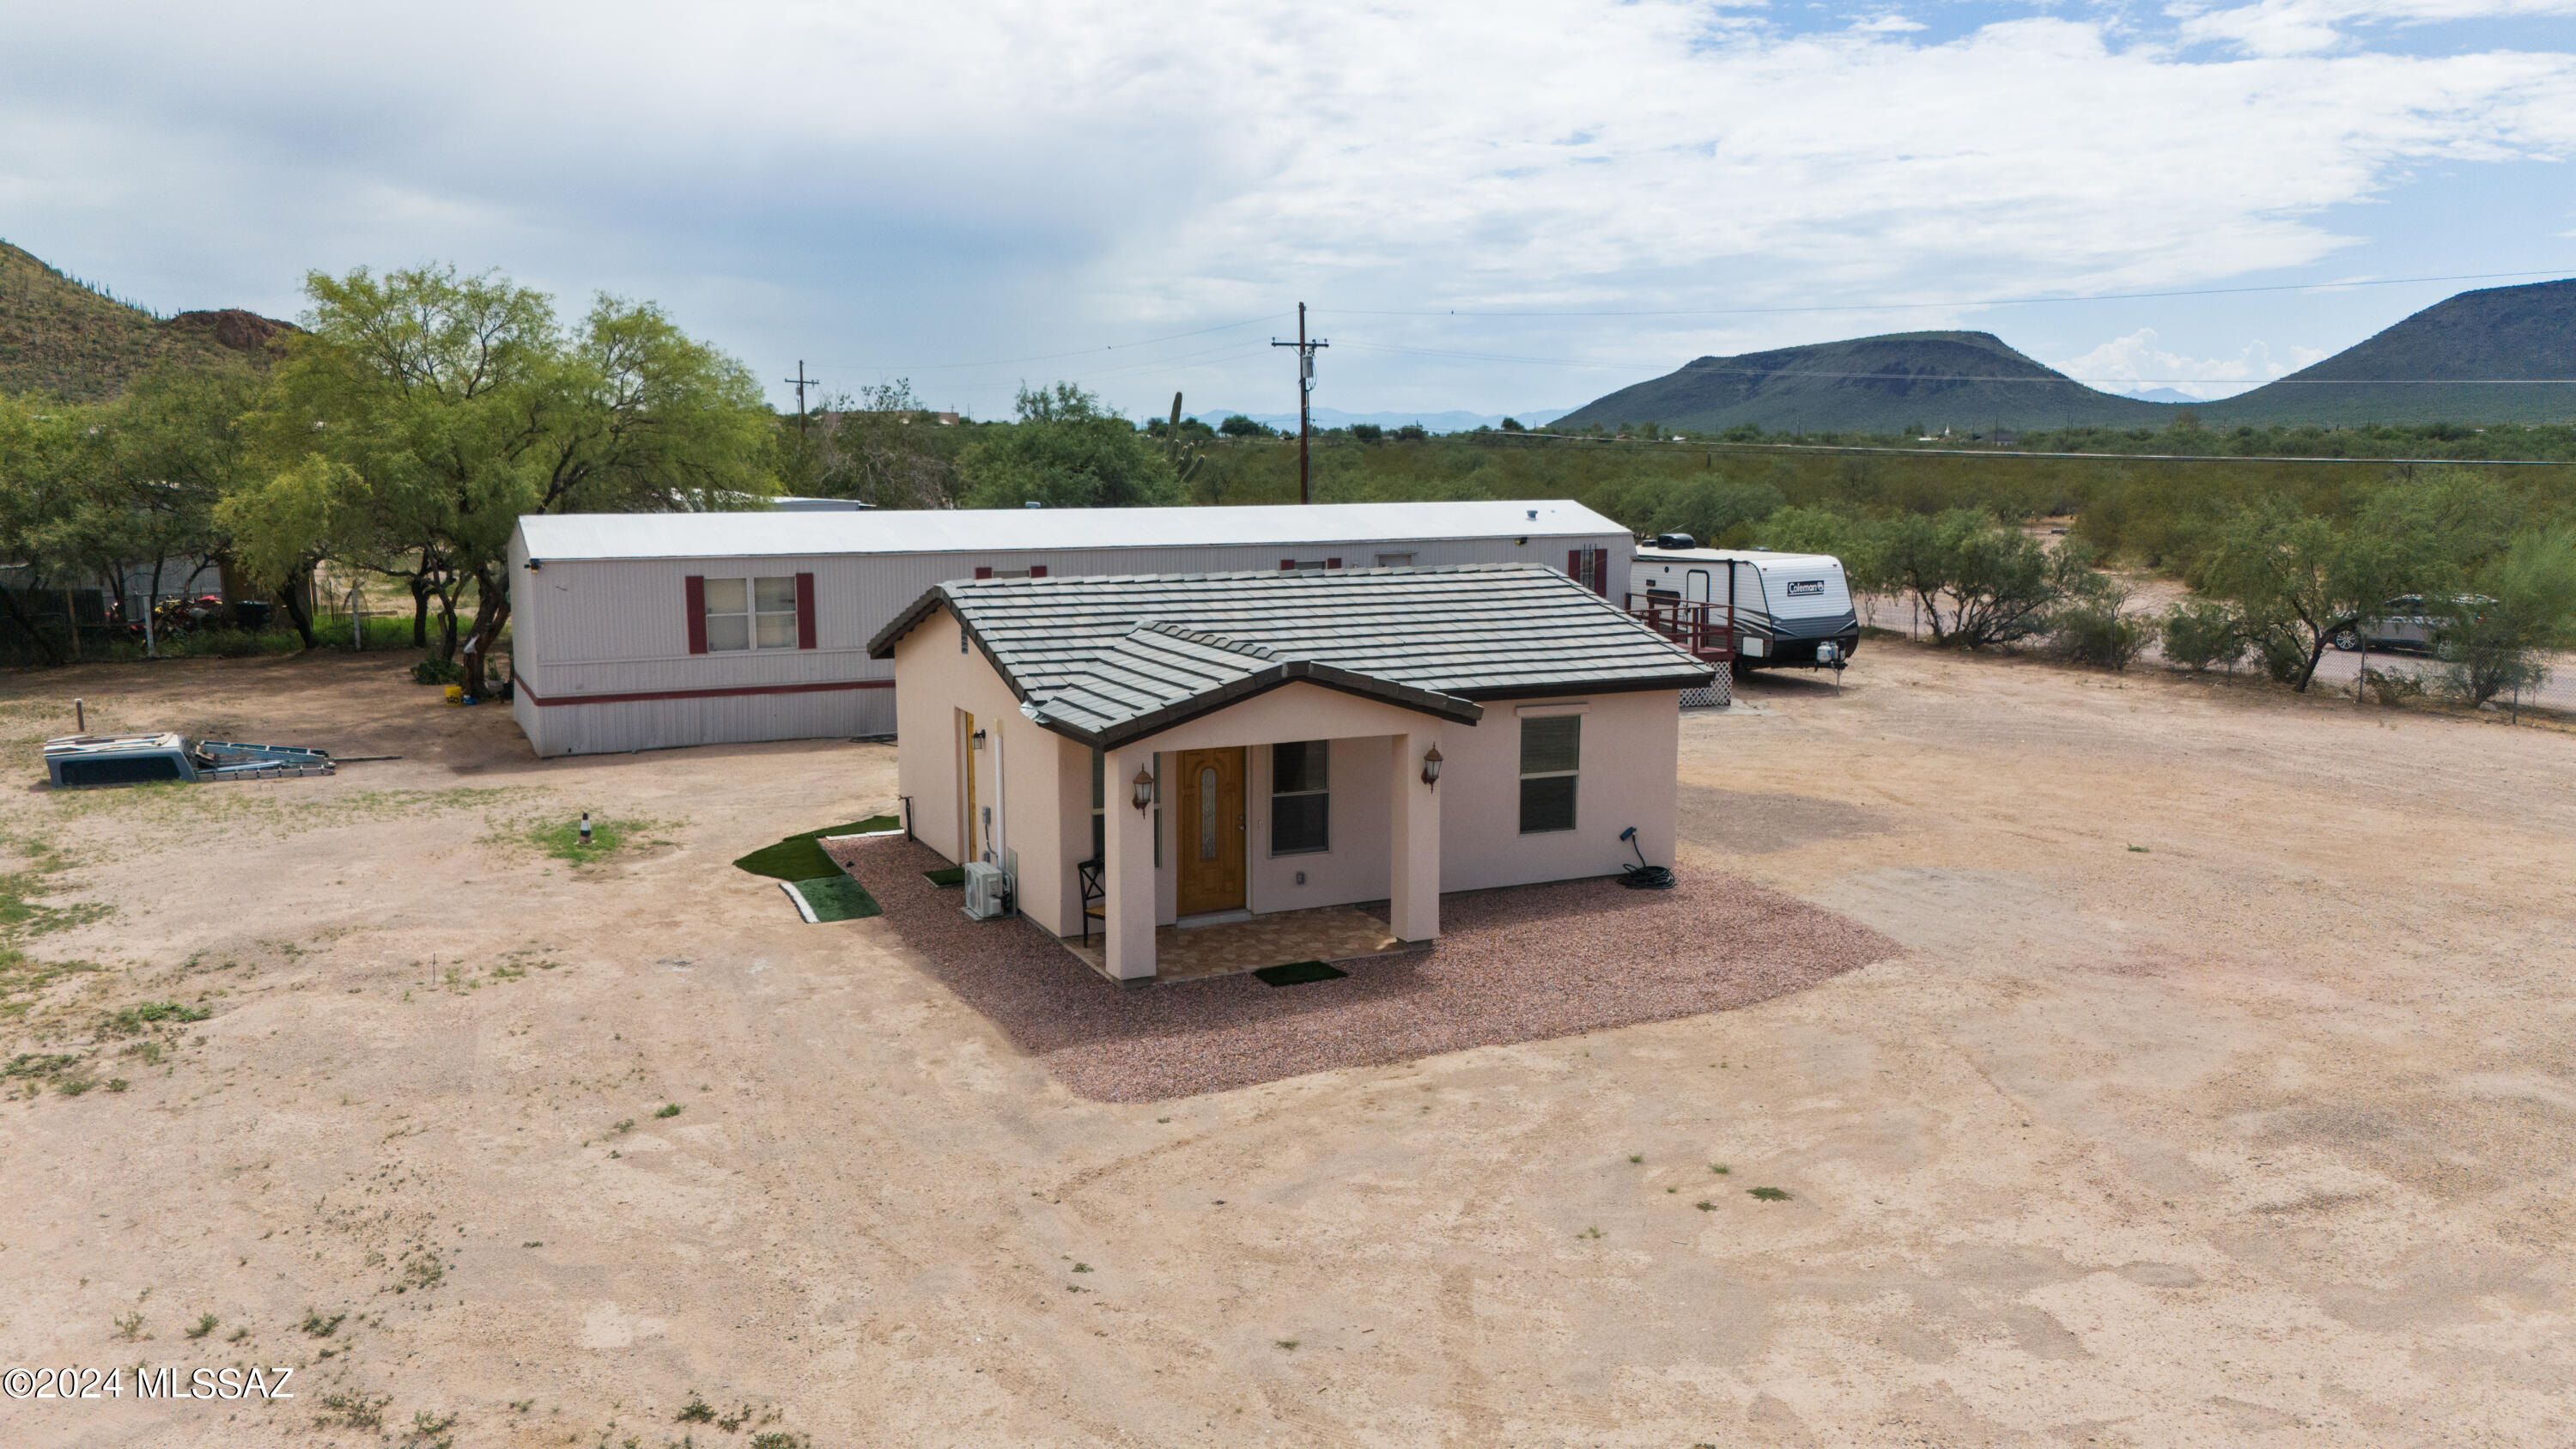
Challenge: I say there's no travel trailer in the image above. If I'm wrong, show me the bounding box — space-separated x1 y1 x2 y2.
1628 540 1859 670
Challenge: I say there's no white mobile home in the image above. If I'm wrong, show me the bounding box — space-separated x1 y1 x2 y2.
507 502 1631 757
1629 545 1859 669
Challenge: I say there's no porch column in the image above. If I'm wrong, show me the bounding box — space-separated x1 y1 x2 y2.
1104 745 1157 981
1388 731 1442 943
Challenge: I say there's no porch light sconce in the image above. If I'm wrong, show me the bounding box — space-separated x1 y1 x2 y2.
969 729 987 751
1420 745 1443 790
1131 765 1156 813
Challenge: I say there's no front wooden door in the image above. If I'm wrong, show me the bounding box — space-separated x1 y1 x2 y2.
1175 746 1247 915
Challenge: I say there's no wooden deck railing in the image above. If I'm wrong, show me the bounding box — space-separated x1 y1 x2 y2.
1624 594 1735 661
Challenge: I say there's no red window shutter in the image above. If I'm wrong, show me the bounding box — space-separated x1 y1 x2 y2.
1326 557 1341 569
1281 559 1297 570
1030 565 1047 578
974 567 993 580
1589 547 1610 596
1569 549 1584 587
683 575 708 654
794 571 817 649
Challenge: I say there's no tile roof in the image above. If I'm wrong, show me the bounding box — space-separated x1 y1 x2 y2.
870 563 1715 747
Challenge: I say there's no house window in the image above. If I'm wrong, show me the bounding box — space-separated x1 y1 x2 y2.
1270 741 1329 855
704 576 798 651
1090 747 1105 862
1519 715 1580 833
1374 552 1414 568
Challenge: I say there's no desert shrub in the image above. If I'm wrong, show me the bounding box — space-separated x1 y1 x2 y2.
410 656 464 685
2363 667 2427 707
2433 527 2576 704
2159 598 2245 671
2050 597 2147 671
1882 509 2109 648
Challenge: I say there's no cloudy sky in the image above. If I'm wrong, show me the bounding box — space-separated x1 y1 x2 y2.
3 0 2572 418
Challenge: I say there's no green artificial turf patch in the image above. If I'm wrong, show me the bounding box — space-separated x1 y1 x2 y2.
789 874 882 922
732 814 902 880
1253 959 1349 988
923 866 966 887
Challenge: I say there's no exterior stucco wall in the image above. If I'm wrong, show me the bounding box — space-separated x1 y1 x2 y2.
890 606 1028 868
1429 688 1681 892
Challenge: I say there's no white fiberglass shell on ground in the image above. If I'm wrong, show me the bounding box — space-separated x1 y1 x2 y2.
1628 547 1860 668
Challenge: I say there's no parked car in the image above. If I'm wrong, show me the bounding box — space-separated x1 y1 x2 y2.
2330 594 2490 652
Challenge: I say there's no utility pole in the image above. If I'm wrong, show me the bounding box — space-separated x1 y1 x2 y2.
1271 303 1328 504
784 361 818 435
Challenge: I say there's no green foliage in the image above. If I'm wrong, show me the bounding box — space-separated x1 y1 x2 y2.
2192 480 2490 691
2437 527 2576 704
2049 596 2148 671
2159 599 2247 672
240 262 776 689
410 656 464 685
526 815 645 865
781 379 972 508
1218 414 1272 438
959 384 1182 508
1882 510 2107 648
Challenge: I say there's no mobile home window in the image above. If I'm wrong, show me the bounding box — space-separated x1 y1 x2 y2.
1518 716 1580 834
1374 552 1414 568
703 576 798 651
1270 741 1329 855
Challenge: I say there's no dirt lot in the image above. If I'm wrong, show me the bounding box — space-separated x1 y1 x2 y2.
0 643 2569 1448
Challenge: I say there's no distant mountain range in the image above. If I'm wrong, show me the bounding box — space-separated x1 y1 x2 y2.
1188 406 1571 435
0 240 294 400
1552 278 2576 434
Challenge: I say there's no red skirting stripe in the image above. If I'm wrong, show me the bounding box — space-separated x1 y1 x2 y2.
517 677 895 708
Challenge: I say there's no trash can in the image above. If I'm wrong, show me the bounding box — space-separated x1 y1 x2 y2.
233 600 272 631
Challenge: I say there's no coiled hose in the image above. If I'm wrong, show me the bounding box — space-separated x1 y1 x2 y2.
1618 827 1676 890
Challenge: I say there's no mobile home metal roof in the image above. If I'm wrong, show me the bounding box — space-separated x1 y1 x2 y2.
518 501 1626 563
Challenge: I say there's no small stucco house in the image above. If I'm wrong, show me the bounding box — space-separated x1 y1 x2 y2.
866 563 1715 983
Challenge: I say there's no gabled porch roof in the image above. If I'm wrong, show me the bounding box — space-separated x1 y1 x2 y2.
1019 620 1480 749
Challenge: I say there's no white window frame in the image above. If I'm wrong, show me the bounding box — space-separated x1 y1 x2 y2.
704 575 799 652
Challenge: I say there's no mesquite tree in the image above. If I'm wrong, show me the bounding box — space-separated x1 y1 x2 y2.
233 265 775 694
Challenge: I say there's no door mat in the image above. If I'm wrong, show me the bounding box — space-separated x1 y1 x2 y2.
783 874 882 923
1253 960 1349 987
735 814 902 880
923 866 966 887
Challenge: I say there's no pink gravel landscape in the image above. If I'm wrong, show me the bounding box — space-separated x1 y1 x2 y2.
829 835 1900 1101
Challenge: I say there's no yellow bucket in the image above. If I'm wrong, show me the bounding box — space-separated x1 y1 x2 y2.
444 685 464 705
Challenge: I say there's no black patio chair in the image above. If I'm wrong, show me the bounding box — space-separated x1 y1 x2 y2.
1078 858 1106 947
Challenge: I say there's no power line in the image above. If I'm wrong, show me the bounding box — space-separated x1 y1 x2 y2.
1322 268 2576 320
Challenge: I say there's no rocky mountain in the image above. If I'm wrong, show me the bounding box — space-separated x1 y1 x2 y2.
0 240 295 400
1552 331 2166 435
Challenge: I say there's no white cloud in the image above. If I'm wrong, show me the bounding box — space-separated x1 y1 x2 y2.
2172 0 2576 57
0 0 2569 414
2056 327 2333 399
